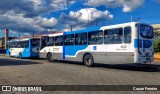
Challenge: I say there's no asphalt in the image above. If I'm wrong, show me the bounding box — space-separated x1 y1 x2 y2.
0 56 160 94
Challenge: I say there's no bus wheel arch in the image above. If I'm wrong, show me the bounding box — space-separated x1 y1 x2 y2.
47 52 53 62
9 52 11 56
83 53 94 67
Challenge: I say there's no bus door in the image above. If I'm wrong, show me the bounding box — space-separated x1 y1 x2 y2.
40 36 49 50
137 24 154 63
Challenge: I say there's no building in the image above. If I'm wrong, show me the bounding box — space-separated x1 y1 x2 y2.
0 37 17 48
152 24 160 41
152 24 160 32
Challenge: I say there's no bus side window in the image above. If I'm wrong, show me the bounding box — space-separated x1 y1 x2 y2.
104 28 123 44
124 27 131 43
47 37 54 46
88 30 103 45
75 33 87 45
25 41 29 48
64 34 74 45
55 36 63 46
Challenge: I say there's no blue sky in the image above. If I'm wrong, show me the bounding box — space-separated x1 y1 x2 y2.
0 0 160 38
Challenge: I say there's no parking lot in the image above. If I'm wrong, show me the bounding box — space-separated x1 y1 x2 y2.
0 55 160 94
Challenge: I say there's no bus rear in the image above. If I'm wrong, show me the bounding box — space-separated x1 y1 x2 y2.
134 23 154 63
30 38 40 57
6 38 40 58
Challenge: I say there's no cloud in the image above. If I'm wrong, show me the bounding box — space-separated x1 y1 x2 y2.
69 8 113 22
57 8 113 31
0 0 77 18
0 11 57 35
86 0 144 12
0 0 148 36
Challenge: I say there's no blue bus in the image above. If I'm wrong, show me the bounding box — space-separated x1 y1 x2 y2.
6 38 40 58
39 22 154 67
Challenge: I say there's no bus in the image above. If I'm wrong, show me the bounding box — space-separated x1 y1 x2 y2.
39 22 154 67
6 38 40 58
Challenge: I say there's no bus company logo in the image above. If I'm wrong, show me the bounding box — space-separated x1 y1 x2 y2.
2 86 11 91
93 46 97 50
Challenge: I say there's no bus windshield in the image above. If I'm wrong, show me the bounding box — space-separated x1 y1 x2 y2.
140 25 153 39
31 39 40 46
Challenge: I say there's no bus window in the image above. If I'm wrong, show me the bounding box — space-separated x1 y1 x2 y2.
31 39 40 46
55 36 63 46
88 30 103 45
7 42 9 48
21 41 29 48
75 33 87 45
124 27 131 43
41 36 49 47
64 34 74 45
17 41 22 48
104 28 123 44
14 41 18 48
140 25 153 39
46 37 54 46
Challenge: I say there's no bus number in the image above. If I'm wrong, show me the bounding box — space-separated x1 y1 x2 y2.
121 45 127 49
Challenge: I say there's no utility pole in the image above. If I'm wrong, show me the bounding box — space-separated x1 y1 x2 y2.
138 17 140 22
19 34 20 39
71 25 73 31
32 32 34 38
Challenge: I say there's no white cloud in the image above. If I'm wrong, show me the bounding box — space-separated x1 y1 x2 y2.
57 8 113 32
40 17 58 28
0 11 58 34
86 0 144 12
69 8 113 22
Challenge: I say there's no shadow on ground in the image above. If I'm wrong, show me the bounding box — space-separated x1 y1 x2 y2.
57 61 160 72
0 58 41 66
94 63 160 72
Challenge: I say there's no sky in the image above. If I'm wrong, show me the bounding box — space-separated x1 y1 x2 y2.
0 0 160 38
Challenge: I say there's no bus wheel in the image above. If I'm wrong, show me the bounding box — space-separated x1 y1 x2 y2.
19 53 22 59
84 54 94 67
47 53 53 62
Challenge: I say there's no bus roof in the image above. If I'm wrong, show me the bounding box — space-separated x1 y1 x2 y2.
64 27 101 35
7 38 38 42
49 32 63 37
44 22 152 37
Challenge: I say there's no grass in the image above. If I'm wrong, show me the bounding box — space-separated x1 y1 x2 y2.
154 52 160 61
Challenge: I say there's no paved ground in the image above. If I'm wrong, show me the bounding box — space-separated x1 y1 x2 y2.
0 56 160 94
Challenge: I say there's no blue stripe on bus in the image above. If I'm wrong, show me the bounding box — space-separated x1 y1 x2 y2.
65 45 88 56
22 48 30 57
134 39 142 48
6 48 10 56
134 39 152 48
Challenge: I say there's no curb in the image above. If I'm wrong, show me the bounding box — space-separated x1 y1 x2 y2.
0 54 6 56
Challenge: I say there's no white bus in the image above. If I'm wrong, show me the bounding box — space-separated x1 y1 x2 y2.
39 22 154 67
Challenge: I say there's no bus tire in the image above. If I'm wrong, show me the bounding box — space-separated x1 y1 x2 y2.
83 54 94 67
19 53 22 59
47 53 53 62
